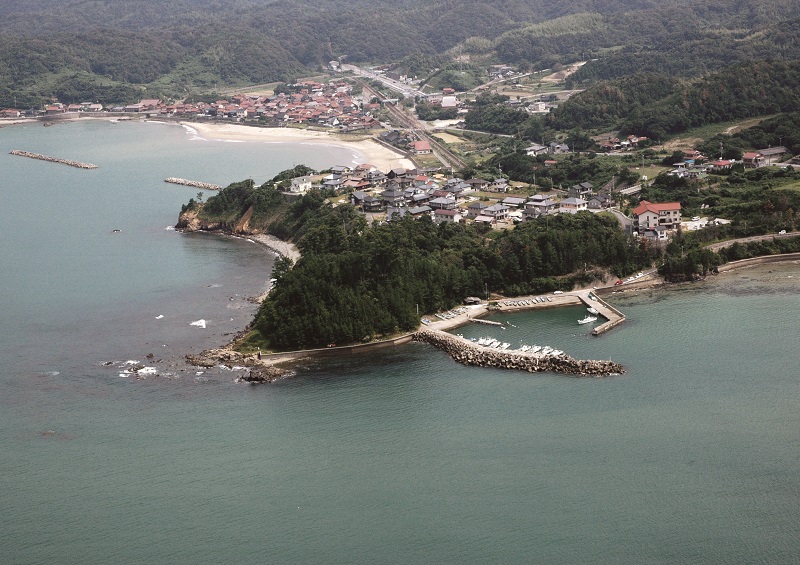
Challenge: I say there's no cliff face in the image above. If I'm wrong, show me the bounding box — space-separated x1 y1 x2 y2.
175 205 256 234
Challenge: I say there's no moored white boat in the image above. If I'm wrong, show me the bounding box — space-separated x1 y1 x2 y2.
578 315 598 324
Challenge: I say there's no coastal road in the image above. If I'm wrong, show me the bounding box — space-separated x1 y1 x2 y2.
705 232 796 251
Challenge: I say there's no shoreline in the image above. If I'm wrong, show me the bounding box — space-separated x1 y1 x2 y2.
208 251 800 366
2 115 416 173
182 121 415 172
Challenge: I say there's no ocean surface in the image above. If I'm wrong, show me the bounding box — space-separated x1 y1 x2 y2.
2 120 800 564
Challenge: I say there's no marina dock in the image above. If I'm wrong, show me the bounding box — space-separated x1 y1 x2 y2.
575 290 627 335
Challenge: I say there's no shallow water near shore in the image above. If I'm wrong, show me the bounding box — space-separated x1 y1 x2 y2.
2 121 800 564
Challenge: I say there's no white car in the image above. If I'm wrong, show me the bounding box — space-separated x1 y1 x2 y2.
553 290 564 295
691 216 700 221
779 230 787 234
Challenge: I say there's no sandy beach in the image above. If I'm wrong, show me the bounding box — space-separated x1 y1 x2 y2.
185 122 414 172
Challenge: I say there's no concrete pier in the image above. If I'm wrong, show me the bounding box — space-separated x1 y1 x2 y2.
574 290 627 335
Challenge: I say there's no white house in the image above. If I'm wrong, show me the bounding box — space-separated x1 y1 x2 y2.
289 176 313 193
632 200 681 231
558 197 588 213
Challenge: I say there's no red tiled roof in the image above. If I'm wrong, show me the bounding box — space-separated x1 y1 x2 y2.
632 200 681 216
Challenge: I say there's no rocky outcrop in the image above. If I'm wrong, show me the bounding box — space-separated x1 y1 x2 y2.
185 348 293 383
413 329 623 377
175 207 223 232
239 366 291 383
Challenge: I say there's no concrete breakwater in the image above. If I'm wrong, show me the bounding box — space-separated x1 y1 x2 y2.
165 177 221 190
413 329 624 377
10 150 97 169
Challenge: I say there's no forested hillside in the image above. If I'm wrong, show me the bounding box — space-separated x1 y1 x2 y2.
3 0 800 108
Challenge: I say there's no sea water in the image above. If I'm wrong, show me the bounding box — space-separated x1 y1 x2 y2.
2 120 800 564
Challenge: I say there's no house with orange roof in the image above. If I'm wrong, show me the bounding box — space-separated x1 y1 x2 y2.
632 200 681 232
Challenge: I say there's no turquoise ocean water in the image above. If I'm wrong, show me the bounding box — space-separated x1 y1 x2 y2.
2 120 799 564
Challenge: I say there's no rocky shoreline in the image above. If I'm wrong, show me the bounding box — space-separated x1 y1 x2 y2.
185 348 295 383
413 329 624 377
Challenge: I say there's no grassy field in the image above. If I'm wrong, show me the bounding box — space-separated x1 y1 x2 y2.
661 116 776 150
433 132 466 144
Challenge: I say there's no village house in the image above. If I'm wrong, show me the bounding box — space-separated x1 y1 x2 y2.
525 143 548 157
411 140 432 155
465 178 489 191
434 209 460 224
429 197 457 211
758 146 788 165
289 176 313 194
408 205 433 218
632 200 681 232
587 194 613 210
381 187 407 207
558 197 588 214
525 194 557 215
489 178 509 193
641 226 669 242
567 182 594 199
483 203 510 222
501 196 526 208
466 201 489 218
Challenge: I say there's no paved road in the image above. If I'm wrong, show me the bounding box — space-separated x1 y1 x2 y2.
705 232 795 251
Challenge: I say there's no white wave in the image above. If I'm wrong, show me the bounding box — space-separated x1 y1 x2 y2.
118 372 131 378
190 319 207 328
138 367 158 375
164 226 176 231
122 360 140 365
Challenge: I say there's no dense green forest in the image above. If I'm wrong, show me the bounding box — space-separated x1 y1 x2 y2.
256 211 654 349
3 0 800 108
460 61 800 145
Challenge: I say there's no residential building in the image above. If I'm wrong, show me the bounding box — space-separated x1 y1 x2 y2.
289 176 313 194
632 200 681 231
434 209 460 224
559 197 588 213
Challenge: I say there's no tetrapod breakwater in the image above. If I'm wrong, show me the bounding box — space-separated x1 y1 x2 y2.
165 178 221 190
10 150 97 169
413 329 624 377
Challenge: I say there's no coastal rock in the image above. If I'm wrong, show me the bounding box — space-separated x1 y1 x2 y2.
239 366 291 384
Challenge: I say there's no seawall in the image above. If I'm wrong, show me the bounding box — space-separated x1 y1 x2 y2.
10 150 97 169
413 329 624 377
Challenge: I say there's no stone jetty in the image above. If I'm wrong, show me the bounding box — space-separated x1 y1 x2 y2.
10 150 97 169
413 329 624 377
165 177 221 190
